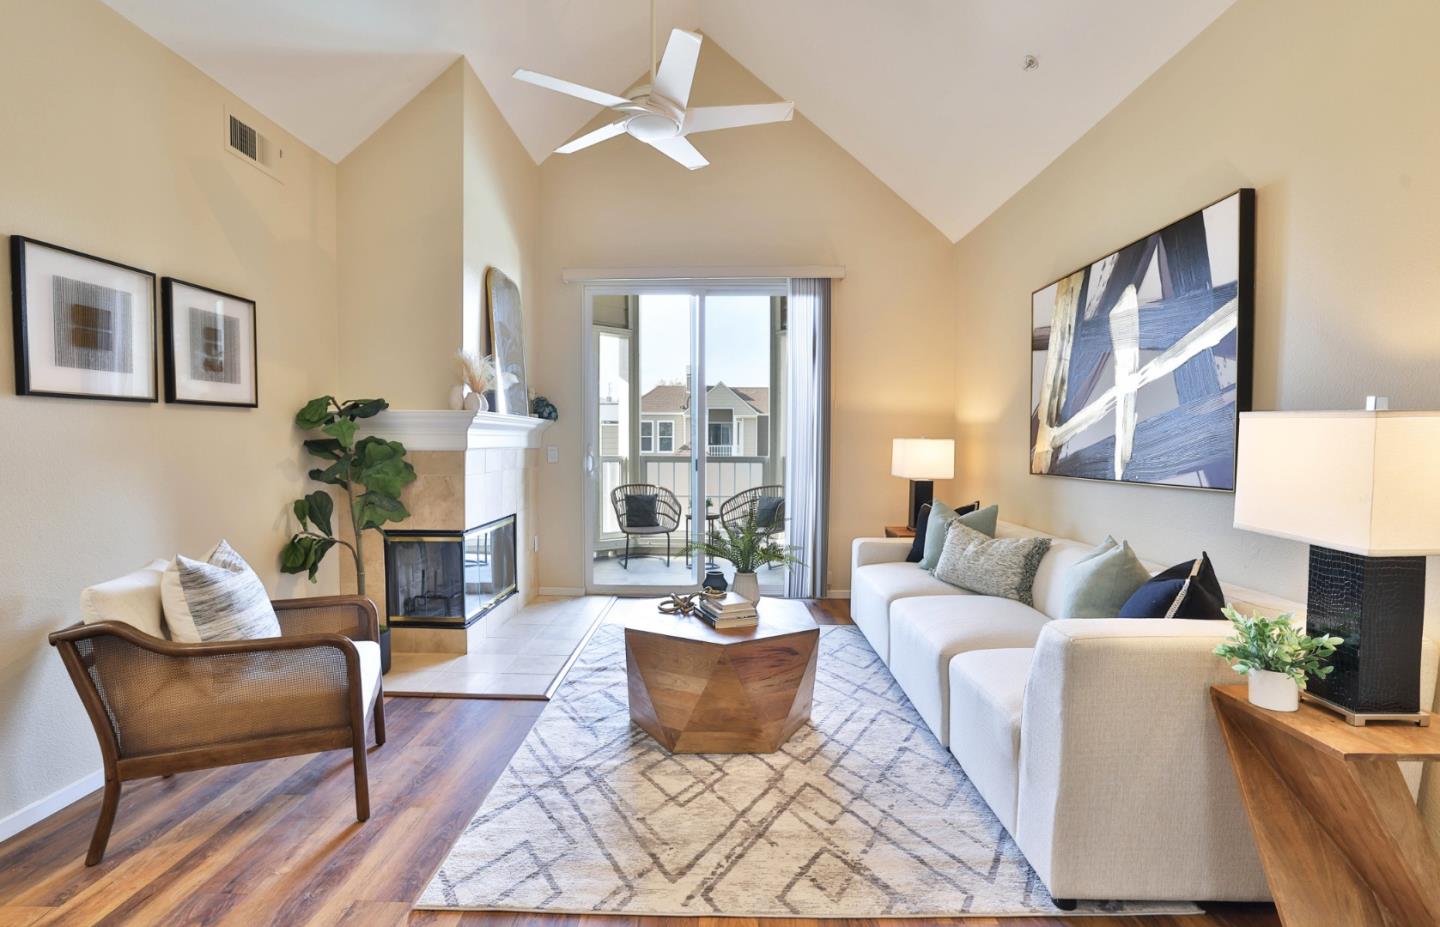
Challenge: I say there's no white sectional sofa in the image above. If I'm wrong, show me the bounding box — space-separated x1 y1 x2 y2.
851 522 1440 904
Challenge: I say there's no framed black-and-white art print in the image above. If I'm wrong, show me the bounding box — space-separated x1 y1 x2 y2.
161 278 258 407
1029 189 1255 491
484 266 528 416
10 236 157 402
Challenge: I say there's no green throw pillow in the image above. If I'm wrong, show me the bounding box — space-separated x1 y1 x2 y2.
1056 535 1152 619
919 502 999 572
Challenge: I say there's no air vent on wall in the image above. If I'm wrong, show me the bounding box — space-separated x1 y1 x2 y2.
223 106 283 182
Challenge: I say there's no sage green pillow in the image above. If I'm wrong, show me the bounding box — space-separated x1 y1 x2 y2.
1056 535 1152 619
919 502 999 572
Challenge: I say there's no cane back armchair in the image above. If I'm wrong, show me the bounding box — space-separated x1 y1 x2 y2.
610 483 682 568
719 485 786 537
49 594 385 866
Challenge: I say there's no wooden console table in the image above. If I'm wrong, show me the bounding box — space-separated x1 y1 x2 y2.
1211 684 1440 926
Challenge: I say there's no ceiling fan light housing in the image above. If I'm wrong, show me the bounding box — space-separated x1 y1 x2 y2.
626 113 681 142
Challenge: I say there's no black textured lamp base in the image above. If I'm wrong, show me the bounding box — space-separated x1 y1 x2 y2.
907 480 934 531
1304 545 1427 725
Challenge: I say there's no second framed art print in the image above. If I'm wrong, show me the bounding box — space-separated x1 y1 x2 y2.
162 277 258 407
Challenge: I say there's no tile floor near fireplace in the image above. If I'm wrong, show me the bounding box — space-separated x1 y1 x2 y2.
384 596 613 698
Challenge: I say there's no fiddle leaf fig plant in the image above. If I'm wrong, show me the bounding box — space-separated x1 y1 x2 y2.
281 396 417 595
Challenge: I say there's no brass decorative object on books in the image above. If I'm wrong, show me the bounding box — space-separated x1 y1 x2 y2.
657 589 723 617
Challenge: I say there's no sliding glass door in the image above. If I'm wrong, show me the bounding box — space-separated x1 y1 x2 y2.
584 282 787 595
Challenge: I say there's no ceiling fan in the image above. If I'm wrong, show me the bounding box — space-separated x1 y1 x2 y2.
512 2 794 170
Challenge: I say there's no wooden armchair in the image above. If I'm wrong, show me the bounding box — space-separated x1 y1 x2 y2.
49 595 385 866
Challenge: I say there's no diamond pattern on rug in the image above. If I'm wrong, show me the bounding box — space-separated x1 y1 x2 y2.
417 624 1199 918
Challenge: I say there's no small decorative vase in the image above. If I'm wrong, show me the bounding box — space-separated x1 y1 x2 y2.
702 569 728 593
448 384 466 410
1248 669 1299 712
462 390 488 412
733 571 760 604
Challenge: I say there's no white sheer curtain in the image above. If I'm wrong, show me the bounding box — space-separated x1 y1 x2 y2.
784 278 831 598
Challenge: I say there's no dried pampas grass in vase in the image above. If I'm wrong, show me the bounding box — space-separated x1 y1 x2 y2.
454 350 491 412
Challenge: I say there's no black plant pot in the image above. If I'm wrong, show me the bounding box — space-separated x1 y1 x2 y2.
702 569 728 593
379 627 392 674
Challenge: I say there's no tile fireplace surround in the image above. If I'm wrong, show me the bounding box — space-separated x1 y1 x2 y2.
346 410 550 654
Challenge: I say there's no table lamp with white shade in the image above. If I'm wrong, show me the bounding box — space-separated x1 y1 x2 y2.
892 438 955 530
1233 405 1440 724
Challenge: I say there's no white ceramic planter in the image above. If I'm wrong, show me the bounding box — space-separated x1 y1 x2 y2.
1247 669 1300 712
732 571 760 604
462 390 489 412
448 384 466 411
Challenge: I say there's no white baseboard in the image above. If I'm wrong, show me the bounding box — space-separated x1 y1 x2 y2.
0 768 103 844
539 586 586 597
825 588 851 599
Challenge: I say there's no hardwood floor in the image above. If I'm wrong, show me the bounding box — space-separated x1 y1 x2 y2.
0 600 1279 927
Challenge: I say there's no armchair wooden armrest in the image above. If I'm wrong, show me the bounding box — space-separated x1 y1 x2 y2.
48 596 386 867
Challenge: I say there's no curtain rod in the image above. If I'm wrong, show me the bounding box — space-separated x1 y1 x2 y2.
561 265 846 283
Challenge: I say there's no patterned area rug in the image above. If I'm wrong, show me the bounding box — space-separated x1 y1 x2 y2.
417 624 1199 918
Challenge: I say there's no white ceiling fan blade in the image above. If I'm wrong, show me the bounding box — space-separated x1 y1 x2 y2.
554 121 627 154
648 136 708 170
683 102 795 135
513 68 629 108
653 29 702 108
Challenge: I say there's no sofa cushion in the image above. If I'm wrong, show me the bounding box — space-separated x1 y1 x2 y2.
934 522 1051 605
162 540 282 643
919 502 998 571
890 595 1049 744
908 500 977 562
850 562 971 664
1055 536 1152 619
1120 552 1225 620
948 647 1035 835
1027 538 1099 621
80 559 171 638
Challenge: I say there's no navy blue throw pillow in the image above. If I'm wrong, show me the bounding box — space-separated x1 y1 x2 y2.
1119 552 1225 620
754 495 783 529
906 500 979 563
625 493 659 528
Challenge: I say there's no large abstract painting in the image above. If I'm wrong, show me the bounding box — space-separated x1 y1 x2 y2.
1030 189 1254 490
484 267 528 417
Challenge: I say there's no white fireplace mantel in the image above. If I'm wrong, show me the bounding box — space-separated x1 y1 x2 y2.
355 409 552 451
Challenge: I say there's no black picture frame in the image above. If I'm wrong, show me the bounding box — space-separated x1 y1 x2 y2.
161 277 259 408
1028 188 1255 492
10 235 158 402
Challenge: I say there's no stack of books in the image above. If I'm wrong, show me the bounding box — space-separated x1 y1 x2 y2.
698 592 759 628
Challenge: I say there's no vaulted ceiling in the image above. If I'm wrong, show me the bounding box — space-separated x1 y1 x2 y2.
101 0 1235 241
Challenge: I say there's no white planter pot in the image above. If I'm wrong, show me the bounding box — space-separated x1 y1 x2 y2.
448 384 466 410
1247 669 1300 712
462 390 488 412
732 571 760 604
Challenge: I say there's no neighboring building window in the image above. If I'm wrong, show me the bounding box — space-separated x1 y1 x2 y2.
657 421 675 453
757 414 770 457
708 422 733 452
640 420 653 453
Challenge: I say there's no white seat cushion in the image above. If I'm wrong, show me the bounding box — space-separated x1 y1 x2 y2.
890 595 1050 743
948 648 1035 835
850 561 970 664
355 640 382 719
80 559 171 638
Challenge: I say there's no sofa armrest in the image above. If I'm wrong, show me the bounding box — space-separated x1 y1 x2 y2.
1014 619 1269 903
852 537 912 570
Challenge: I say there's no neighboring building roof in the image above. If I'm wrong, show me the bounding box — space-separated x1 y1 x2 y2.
639 383 770 416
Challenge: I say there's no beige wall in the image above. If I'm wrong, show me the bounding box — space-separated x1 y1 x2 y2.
338 65 462 409
534 41 957 594
337 60 539 413
0 0 339 827
949 0 1440 828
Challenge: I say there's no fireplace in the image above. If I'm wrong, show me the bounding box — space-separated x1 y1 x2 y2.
382 515 517 628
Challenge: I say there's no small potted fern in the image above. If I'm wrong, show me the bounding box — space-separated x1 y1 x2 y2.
1213 607 1343 711
686 518 800 604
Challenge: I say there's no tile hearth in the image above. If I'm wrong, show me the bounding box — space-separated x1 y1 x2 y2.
384 596 612 698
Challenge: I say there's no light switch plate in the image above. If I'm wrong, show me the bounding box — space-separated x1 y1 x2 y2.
546 446 559 464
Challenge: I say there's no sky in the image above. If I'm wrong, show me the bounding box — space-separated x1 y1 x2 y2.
639 293 772 392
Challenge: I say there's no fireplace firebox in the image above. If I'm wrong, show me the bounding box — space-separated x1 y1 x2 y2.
382 515 517 628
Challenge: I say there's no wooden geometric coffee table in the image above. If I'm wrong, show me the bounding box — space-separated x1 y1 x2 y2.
621 597 819 753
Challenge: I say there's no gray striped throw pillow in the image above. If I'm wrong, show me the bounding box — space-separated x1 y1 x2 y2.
161 540 281 642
